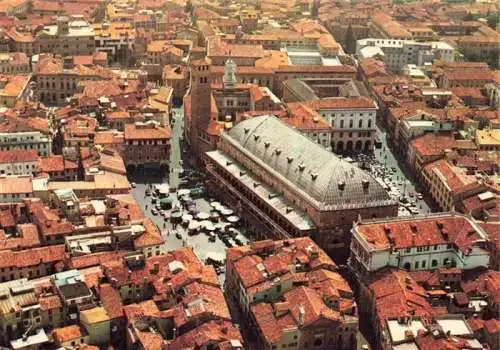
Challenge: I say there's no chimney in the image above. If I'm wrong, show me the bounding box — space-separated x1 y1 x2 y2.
362 179 370 190
298 305 305 325
441 229 449 241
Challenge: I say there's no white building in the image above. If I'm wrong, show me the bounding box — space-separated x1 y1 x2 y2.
36 16 95 57
93 22 136 60
349 213 490 276
356 38 455 73
0 149 38 175
0 130 52 156
307 97 378 153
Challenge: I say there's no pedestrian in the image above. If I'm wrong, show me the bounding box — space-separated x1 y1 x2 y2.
145 205 148 210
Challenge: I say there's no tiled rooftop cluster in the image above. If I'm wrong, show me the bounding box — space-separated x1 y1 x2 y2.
226 237 358 348
358 266 500 350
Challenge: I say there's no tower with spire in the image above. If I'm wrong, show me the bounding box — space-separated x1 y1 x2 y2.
222 59 237 90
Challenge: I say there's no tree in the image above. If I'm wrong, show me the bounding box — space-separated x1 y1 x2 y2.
486 12 499 29
185 0 193 14
464 12 474 21
344 24 356 54
311 0 319 18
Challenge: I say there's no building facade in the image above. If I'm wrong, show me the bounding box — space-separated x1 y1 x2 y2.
123 121 171 171
307 97 378 153
349 213 491 277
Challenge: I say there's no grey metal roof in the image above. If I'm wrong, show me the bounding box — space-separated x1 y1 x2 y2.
283 78 318 101
224 116 395 210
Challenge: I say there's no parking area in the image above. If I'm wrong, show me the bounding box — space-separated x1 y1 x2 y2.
130 172 250 280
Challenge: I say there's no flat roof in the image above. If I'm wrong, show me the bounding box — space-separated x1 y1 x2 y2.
11 328 48 349
387 319 426 343
58 281 92 300
81 306 110 324
436 318 472 336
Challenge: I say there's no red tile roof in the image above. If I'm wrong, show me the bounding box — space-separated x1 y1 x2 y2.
228 238 337 300
29 201 74 237
461 268 500 304
356 215 486 252
124 122 171 140
423 159 480 194
368 269 437 326
208 38 264 59
39 295 62 311
133 218 164 248
94 131 124 145
0 149 38 164
37 155 65 173
0 244 66 269
69 250 125 270
410 133 457 157
485 319 500 334
98 283 124 320
282 103 332 131
305 96 376 110
123 300 165 349
275 65 356 74
166 320 242 350
445 70 497 83
415 332 463 350
0 223 40 250
52 325 84 344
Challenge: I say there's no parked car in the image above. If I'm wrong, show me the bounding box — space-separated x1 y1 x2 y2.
151 208 158 215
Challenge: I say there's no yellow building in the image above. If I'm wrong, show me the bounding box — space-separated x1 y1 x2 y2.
475 129 500 151
80 307 111 345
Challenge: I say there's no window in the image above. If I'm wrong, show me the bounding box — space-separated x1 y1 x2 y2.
349 119 353 128
358 119 363 128
405 248 411 253
403 262 411 270
415 261 419 269
368 119 372 128
340 120 344 128
314 339 323 347
422 260 426 268
431 259 438 267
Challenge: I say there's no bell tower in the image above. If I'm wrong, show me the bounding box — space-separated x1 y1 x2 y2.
223 59 237 90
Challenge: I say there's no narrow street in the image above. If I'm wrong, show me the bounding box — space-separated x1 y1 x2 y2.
168 106 183 190
373 124 434 215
